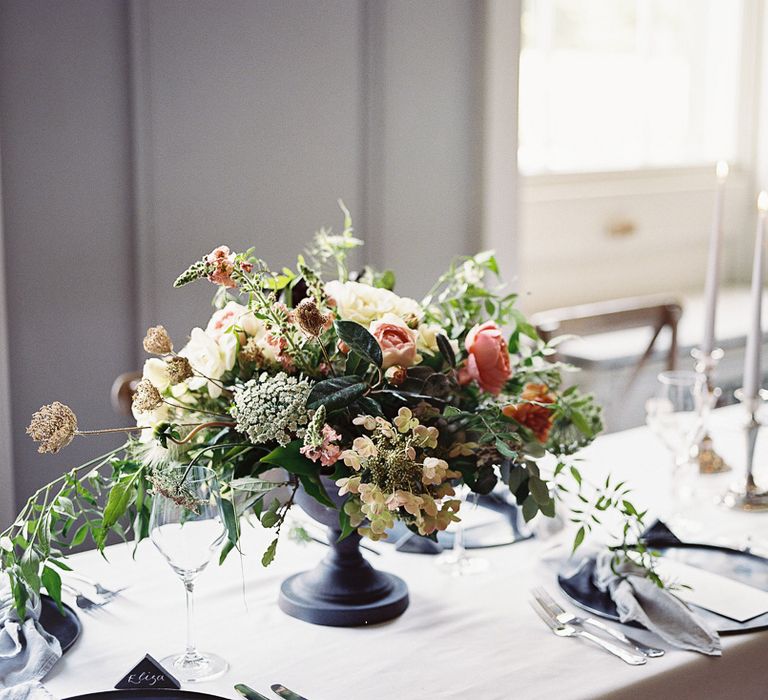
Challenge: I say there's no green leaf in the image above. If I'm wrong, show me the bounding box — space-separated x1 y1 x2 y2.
229 477 285 491
220 497 239 545
297 473 335 509
495 438 518 460
622 500 638 517
539 497 556 518
102 480 135 531
261 440 317 477
218 539 236 565
528 476 551 506
523 441 546 458
261 511 280 528
570 409 594 437
20 548 41 593
353 395 385 418
48 558 72 572
509 308 539 341
374 269 396 291
344 350 369 376
569 465 582 486
507 465 527 493
70 523 89 547
334 320 383 368
11 574 28 619
41 566 63 612
522 494 539 522
261 538 278 566
572 525 586 553
306 375 368 412
52 496 75 519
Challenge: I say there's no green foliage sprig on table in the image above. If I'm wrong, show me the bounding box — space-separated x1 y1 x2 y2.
3 201 659 617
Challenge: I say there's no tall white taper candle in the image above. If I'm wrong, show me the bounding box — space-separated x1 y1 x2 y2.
701 161 729 356
743 191 768 399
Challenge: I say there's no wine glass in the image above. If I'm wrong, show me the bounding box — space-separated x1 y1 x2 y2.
645 370 708 531
150 465 228 683
435 484 489 576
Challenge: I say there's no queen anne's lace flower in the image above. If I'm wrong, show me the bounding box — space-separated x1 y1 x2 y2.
232 372 312 446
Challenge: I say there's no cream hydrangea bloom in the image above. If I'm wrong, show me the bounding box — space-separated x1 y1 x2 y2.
325 280 422 326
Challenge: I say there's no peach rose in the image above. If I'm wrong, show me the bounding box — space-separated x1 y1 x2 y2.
464 321 511 395
369 313 419 369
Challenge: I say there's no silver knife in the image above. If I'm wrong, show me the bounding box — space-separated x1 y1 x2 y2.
235 683 271 700
271 683 310 700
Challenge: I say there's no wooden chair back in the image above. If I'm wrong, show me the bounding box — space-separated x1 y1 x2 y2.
532 296 683 387
111 371 142 416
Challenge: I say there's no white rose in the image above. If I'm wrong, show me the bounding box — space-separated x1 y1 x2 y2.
179 327 237 398
142 358 171 392
325 280 422 326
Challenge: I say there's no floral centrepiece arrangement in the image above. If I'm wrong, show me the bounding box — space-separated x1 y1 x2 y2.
1 203 656 617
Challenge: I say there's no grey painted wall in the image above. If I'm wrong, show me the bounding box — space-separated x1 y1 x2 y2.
0 0 135 521
0 0 496 525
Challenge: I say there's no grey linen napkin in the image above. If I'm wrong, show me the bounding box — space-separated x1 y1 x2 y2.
594 550 721 656
0 577 62 690
0 681 58 700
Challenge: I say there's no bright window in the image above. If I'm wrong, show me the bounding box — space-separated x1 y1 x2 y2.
518 0 745 174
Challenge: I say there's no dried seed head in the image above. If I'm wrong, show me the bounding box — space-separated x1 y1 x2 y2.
143 325 173 355
239 336 265 365
27 401 78 454
147 470 200 512
165 356 193 385
295 298 328 337
132 379 163 413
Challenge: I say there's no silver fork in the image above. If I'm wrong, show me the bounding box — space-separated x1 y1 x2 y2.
66 572 129 598
62 583 115 612
533 587 664 658
530 598 647 665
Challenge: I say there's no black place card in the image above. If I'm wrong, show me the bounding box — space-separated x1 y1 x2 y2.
115 654 181 690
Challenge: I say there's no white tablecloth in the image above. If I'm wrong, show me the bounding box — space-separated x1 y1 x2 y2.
44 407 768 700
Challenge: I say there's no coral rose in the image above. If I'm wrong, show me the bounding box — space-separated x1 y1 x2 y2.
369 313 419 369
464 321 511 395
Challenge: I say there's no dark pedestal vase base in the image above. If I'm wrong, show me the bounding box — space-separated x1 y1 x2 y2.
278 477 409 627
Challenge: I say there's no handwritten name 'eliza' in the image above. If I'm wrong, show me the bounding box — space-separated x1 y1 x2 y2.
126 671 167 686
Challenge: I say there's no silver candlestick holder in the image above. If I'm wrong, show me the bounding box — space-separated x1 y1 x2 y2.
692 347 731 474
721 389 768 511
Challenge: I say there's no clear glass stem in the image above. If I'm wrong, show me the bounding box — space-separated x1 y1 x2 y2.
183 578 200 663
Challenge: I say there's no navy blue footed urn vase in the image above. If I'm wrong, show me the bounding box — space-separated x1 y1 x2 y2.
278 476 409 626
